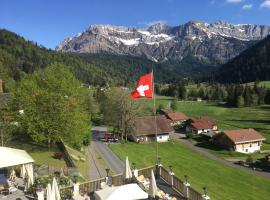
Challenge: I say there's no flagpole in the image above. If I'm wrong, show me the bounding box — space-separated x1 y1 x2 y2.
152 69 159 164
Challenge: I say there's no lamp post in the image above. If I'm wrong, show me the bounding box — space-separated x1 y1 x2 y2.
184 175 188 184
203 187 208 197
157 157 161 165
132 162 136 170
169 165 173 173
105 168 110 177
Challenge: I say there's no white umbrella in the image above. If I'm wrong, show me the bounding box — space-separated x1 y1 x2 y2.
52 177 61 200
46 183 52 200
20 164 26 179
9 169 16 180
148 170 158 198
24 163 34 190
124 157 132 179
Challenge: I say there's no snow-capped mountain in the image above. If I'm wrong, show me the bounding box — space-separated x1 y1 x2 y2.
56 21 270 64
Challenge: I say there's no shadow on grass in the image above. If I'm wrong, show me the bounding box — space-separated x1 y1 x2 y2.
192 136 227 152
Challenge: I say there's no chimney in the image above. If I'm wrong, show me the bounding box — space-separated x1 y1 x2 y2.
0 79 3 94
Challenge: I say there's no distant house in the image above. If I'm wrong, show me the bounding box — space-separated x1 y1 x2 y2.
216 129 265 153
129 115 174 143
186 116 218 136
164 112 189 127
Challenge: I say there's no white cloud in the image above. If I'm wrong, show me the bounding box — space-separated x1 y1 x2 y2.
260 0 270 8
139 20 167 26
226 0 243 3
242 4 253 10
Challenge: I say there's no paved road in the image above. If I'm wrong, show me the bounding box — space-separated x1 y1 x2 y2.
171 132 270 179
86 144 107 180
92 141 124 174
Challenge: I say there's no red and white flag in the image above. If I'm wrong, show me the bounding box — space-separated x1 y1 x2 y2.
130 71 153 99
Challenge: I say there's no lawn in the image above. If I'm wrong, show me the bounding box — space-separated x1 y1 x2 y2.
141 97 270 150
110 141 270 200
65 145 88 179
9 140 66 168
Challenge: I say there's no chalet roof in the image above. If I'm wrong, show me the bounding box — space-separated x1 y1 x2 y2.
190 116 216 130
160 109 173 115
167 112 188 122
223 129 265 144
134 115 174 136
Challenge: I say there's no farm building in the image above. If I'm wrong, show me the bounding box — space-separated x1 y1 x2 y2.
186 116 218 137
215 129 265 153
162 110 189 127
129 115 174 143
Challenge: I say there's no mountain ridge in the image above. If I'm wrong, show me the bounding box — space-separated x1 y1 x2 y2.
56 20 270 65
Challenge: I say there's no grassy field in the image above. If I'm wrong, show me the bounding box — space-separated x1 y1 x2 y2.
110 141 270 200
65 145 88 178
141 97 270 150
9 141 66 168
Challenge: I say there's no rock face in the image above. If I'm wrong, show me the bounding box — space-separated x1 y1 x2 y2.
56 21 270 64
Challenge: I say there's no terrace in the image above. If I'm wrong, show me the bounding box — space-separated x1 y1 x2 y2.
60 164 210 200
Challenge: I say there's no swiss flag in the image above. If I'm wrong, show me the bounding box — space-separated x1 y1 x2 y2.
131 71 153 99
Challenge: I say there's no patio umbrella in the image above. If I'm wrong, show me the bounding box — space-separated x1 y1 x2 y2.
52 177 61 200
124 157 132 179
148 170 158 198
9 169 16 180
20 164 26 179
25 163 34 190
46 183 52 200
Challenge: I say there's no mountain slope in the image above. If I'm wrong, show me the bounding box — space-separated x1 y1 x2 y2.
0 29 191 89
215 35 270 83
56 21 270 65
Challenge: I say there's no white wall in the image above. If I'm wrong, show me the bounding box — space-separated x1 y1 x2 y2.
235 144 261 153
156 135 169 142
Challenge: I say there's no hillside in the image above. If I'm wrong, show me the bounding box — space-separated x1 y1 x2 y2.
216 35 270 83
0 29 216 90
0 29 114 90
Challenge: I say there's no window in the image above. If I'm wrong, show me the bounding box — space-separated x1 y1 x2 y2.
250 144 252 147
246 149 248 152
159 136 162 139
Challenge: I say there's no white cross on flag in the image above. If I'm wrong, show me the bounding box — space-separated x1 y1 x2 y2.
130 71 153 99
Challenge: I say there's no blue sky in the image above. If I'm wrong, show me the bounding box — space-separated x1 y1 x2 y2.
1 0 270 49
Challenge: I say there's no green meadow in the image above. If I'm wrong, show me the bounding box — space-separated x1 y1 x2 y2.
140 97 270 150
110 141 270 200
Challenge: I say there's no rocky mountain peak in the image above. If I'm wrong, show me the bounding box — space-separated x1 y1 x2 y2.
56 20 270 64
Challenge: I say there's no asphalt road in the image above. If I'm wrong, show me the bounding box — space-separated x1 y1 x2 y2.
91 141 124 174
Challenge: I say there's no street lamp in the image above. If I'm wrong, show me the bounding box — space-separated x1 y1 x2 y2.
184 175 188 184
157 157 161 165
105 168 110 177
169 165 173 173
132 162 136 170
203 187 208 197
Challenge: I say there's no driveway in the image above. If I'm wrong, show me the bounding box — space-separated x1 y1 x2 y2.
91 141 124 174
171 132 270 179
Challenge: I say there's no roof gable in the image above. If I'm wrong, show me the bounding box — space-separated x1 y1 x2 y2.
134 115 174 136
223 129 265 144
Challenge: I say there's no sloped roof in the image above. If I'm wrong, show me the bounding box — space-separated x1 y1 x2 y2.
191 116 216 129
134 115 174 136
0 147 34 168
167 112 188 122
223 129 265 144
160 109 173 115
